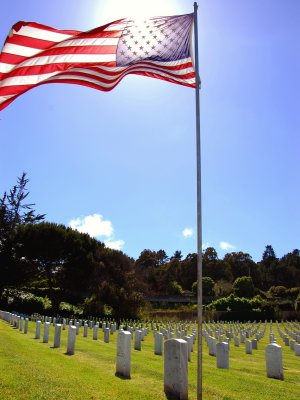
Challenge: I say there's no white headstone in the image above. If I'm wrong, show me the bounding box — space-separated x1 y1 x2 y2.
294 343 300 356
134 330 142 350
116 330 131 379
265 343 284 380
43 322 50 343
24 318 28 334
54 324 61 348
245 340 252 354
93 325 99 340
208 336 217 356
104 327 110 343
66 325 76 355
35 321 41 339
183 336 192 362
216 342 229 369
164 339 188 400
83 323 88 337
154 332 163 355
224 337 230 350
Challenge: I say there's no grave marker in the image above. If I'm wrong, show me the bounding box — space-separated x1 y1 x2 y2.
115 331 131 379
66 325 76 355
54 324 61 348
266 343 284 380
216 342 229 369
35 321 41 339
164 339 188 400
43 322 50 343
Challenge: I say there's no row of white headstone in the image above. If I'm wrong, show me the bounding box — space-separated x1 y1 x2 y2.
29 313 197 339
2 311 300 399
202 319 300 380
0 311 30 333
275 320 300 356
0 310 192 400
1 309 193 355
115 330 190 399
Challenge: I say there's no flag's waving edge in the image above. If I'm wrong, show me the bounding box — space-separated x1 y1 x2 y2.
0 14 196 111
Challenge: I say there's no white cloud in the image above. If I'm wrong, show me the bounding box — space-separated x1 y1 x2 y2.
69 213 125 251
69 213 113 237
219 241 236 251
104 239 125 251
182 227 193 238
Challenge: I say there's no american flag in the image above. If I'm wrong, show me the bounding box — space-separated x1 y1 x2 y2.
0 14 196 111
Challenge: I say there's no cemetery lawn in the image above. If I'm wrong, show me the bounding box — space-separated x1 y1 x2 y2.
0 320 300 400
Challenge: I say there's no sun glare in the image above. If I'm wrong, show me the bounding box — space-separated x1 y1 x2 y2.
91 0 184 27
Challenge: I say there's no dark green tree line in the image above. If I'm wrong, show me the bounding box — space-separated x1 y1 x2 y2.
133 245 300 298
1 174 299 317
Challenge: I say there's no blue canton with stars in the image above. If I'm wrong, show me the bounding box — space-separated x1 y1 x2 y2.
116 14 193 66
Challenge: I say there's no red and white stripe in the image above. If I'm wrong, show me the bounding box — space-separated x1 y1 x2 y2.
0 20 196 111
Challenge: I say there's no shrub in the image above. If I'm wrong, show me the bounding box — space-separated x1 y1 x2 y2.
214 280 233 297
169 281 184 295
269 286 288 298
288 287 300 299
208 293 262 312
276 300 294 311
233 276 254 298
255 289 268 299
0 288 51 314
192 277 215 296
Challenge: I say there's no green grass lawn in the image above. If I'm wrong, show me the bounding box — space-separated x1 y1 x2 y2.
0 319 299 400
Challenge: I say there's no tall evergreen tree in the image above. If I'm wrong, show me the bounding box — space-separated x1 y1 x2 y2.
0 173 45 292
261 245 279 288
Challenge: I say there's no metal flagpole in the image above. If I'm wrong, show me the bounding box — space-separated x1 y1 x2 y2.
193 3 203 400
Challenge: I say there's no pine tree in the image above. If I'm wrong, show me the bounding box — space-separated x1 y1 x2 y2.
0 172 45 291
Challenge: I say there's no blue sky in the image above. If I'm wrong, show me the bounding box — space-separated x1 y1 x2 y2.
0 0 299 262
